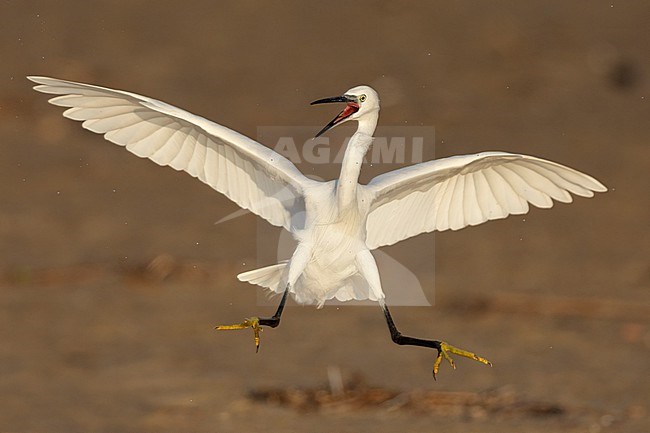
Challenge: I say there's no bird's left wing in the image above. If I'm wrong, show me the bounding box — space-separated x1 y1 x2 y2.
363 152 606 250
29 76 317 231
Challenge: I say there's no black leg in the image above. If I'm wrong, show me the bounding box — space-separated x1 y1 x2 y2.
381 302 491 379
382 303 442 351
258 285 289 328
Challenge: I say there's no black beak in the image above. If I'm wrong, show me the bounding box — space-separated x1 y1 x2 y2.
310 95 353 105
310 95 360 137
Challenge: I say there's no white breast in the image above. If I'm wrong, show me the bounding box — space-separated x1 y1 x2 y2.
291 182 372 305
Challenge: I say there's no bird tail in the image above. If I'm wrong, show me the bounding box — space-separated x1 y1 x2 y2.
237 261 288 293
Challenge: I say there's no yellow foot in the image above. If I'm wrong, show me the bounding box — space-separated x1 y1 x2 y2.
215 317 262 353
432 341 492 380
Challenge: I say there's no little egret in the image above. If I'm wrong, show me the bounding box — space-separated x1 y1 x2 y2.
29 77 606 378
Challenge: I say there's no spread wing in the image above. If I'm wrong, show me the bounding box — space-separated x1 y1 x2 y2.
364 152 607 249
29 76 317 231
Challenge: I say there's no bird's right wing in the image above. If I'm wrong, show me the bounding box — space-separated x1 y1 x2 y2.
363 152 606 250
29 76 317 231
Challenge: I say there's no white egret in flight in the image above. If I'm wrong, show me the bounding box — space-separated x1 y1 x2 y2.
29 77 606 378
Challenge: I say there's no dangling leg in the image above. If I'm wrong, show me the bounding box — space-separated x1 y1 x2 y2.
356 249 490 379
381 301 491 379
215 243 312 352
215 286 289 353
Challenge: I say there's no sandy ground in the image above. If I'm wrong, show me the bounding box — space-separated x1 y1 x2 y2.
1 1 649 432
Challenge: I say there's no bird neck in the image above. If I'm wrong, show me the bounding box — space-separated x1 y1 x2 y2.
336 114 378 211
355 111 379 136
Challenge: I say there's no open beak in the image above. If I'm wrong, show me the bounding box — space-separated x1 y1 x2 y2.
310 95 360 137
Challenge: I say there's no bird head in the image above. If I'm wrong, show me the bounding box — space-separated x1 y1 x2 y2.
310 85 380 137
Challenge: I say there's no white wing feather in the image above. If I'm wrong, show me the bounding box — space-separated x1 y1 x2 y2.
364 152 606 249
28 76 316 230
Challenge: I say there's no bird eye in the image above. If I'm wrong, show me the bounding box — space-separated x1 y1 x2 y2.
359 94 367 102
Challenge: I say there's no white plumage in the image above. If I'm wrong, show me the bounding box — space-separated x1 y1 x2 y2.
365 152 604 249
29 77 606 307
30 76 313 232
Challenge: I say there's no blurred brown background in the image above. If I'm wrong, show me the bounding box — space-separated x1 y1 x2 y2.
1 1 648 432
